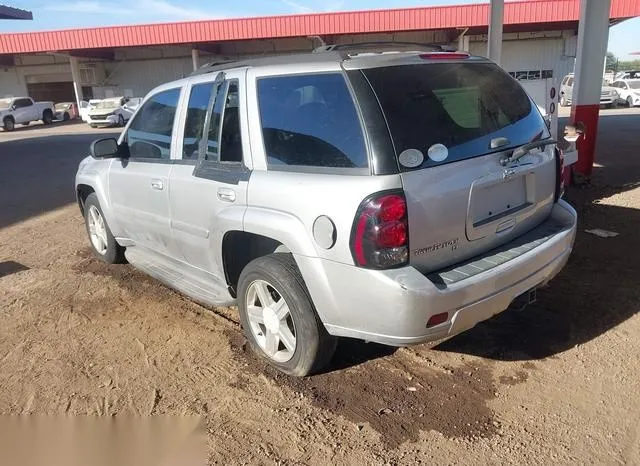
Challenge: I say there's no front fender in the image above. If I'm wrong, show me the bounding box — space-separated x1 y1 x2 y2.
75 159 124 237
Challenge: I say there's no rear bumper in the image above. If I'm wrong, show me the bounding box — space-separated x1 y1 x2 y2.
298 200 577 346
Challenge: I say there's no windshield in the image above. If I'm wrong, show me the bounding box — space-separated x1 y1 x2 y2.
629 81 640 90
0 98 12 107
55 103 71 110
363 62 549 170
94 100 120 109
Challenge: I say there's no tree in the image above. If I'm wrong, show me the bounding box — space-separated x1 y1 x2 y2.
606 51 618 72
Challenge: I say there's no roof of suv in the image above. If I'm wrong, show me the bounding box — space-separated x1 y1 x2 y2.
191 43 486 76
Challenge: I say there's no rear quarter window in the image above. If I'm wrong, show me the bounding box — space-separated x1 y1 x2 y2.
257 73 368 170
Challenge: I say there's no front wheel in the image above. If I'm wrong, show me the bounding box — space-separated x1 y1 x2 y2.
117 115 125 127
83 193 126 264
628 96 634 108
237 253 337 377
3 117 15 132
63 112 70 121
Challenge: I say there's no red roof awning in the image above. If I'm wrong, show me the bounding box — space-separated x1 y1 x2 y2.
0 0 639 55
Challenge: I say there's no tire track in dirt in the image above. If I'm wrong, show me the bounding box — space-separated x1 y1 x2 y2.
226 331 500 449
72 248 503 449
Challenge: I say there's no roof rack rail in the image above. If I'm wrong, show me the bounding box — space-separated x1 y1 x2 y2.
312 41 445 54
190 59 238 76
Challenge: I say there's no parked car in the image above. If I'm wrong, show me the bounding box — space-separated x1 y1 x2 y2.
614 70 640 80
87 97 135 128
123 97 142 113
611 79 640 107
78 100 92 122
76 46 577 376
55 102 79 121
0 96 54 131
559 73 619 107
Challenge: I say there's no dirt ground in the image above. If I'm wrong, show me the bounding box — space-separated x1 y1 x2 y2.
1 113 639 464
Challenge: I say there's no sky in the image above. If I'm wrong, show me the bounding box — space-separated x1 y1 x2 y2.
1 0 639 60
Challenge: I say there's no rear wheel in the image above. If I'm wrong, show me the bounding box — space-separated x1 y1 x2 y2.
83 193 126 264
42 110 53 125
3 117 15 132
117 114 125 127
628 96 634 108
63 112 70 121
237 253 337 377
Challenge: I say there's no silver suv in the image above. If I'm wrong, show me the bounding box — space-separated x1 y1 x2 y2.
75 45 577 376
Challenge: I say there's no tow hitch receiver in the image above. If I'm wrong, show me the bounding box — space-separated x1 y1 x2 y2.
510 288 537 312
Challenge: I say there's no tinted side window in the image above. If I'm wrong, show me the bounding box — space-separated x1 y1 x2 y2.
127 88 181 160
183 82 214 160
220 82 242 163
257 73 367 169
567 77 574 86
15 98 32 108
203 82 227 161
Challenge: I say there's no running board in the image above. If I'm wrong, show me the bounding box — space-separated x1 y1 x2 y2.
125 247 234 307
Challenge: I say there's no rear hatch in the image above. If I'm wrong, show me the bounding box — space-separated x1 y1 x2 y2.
361 60 556 273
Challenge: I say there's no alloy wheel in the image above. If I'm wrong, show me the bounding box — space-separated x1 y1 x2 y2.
245 279 297 363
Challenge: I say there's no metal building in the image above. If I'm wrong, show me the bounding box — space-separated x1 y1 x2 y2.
0 0 638 108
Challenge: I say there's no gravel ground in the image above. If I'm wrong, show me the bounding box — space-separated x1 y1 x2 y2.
0 112 639 464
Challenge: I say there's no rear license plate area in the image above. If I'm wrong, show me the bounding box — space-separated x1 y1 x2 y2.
472 176 528 227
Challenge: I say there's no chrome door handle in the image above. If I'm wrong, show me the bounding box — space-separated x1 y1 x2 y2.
150 179 164 190
217 188 236 202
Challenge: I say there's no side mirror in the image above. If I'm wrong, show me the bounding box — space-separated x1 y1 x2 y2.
90 138 120 159
11 104 16 111
564 122 585 143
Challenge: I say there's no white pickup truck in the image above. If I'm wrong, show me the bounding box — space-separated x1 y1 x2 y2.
0 96 55 131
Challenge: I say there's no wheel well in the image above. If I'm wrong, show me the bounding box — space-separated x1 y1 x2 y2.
222 231 288 298
76 184 95 215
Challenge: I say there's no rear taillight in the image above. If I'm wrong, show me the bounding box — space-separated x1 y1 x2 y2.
350 191 409 269
554 147 565 202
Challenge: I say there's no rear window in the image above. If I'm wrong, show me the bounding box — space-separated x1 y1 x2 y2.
257 73 368 169
363 63 549 169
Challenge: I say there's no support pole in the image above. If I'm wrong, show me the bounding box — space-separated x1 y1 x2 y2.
487 0 504 65
570 0 611 182
191 48 200 71
69 56 83 108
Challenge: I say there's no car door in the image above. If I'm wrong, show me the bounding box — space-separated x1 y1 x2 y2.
12 98 33 124
168 70 250 282
565 77 574 102
108 86 185 258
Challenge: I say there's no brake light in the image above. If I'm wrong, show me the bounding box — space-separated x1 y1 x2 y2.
554 147 565 201
351 192 409 269
419 52 470 60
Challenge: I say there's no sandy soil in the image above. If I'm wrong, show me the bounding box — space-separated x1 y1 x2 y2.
1 115 639 464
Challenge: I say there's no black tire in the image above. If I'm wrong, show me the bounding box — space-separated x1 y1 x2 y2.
63 112 70 121
237 253 337 376
628 96 634 108
3 116 15 132
118 114 125 127
42 110 53 125
83 193 126 264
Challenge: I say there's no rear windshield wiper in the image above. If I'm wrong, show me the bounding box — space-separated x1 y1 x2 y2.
500 139 556 166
